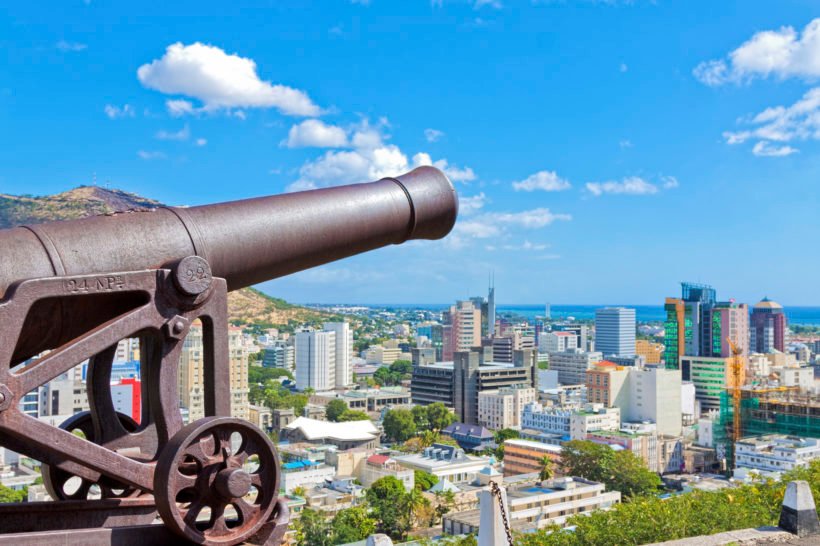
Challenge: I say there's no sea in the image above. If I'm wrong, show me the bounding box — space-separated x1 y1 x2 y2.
356 304 820 325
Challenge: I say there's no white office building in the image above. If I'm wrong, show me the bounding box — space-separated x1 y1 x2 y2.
595 307 636 357
734 435 820 480
477 386 536 430
295 329 336 391
549 349 603 385
324 322 353 388
538 331 578 354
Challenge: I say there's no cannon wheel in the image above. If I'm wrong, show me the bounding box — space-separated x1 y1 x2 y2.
155 417 280 546
41 411 141 500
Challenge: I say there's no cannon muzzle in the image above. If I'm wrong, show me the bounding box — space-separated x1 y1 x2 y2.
0 166 457 362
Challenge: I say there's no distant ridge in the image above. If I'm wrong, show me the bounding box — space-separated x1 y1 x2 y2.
0 185 330 326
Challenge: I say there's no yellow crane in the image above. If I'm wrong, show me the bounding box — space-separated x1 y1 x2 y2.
726 338 746 458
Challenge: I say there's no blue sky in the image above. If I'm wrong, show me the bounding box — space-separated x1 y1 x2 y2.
1 1 819 305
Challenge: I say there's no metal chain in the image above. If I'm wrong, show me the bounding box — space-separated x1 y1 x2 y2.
490 481 515 546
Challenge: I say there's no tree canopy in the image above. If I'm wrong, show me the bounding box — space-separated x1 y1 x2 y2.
559 440 661 499
366 476 413 540
383 408 417 443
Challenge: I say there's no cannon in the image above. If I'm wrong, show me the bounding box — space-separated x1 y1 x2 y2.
0 166 457 545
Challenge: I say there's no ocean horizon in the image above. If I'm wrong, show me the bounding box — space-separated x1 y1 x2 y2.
306 303 820 325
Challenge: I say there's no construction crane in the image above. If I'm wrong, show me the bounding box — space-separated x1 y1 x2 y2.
726 338 746 468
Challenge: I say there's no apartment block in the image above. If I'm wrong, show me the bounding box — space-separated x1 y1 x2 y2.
549 349 603 385
477 385 536 431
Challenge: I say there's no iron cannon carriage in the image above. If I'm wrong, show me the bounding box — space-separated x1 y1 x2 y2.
0 167 457 545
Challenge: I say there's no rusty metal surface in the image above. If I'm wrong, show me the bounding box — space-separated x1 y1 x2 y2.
0 168 458 545
0 167 456 363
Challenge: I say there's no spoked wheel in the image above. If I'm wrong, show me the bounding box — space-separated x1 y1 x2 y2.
155 417 281 546
42 411 141 500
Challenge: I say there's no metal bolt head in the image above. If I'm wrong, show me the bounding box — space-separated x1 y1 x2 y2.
0 385 12 412
172 321 185 334
173 256 212 296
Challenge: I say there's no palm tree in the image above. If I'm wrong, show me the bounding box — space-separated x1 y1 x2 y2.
538 456 554 482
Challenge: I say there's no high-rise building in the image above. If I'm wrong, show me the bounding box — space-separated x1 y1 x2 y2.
488 282 496 337
262 339 295 371
663 298 685 367
324 322 353 388
443 300 482 359
179 325 249 422
554 324 588 351
539 331 578 354
594 307 636 357
710 302 750 357
549 349 603 385
750 298 786 354
477 385 536 430
295 329 336 392
681 282 716 357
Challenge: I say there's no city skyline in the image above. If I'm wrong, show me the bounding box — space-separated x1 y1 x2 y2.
2 2 820 304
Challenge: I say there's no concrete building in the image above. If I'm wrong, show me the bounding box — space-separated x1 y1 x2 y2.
262 339 295 371
680 356 730 413
587 426 684 474
281 460 337 494
394 443 488 484
549 349 603 385
734 435 820 480
295 329 336 392
750 298 787 354
587 363 683 435
453 349 538 425
780 366 815 390
360 454 415 491
310 387 411 414
477 385 537 430
503 439 563 476
323 322 353 388
441 423 495 451
443 300 482 361
538 331 578 354
595 307 636 357
522 402 620 441
362 339 404 366
710 302 750 357
179 325 249 422
443 476 620 536
636 340 664 365
282 417 380 450
553 324 589 352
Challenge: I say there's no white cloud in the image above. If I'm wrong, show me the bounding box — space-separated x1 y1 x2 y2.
586 176 659 196
288 121 475 191
619 63 628 73
694 18 820 85
489 208 572 228
166 99 196 117
619 139 633 149
661 175 679 189
424 128 444 142
56 40 87 52
512 170 571 192
503 241 548 251
752 141 798 157
156 125 190 141
459 193 488 215
137 42 320 116
104 104 134 119
723 87 820 155
475 0 502 8
297 266 385 284
195 138 207 147
283 119 348 148
137 150 166 160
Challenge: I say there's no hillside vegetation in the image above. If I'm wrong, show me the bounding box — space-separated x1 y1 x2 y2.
0 185 328 326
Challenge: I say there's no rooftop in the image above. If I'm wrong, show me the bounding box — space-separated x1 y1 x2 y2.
504 439 563 453
284 417 379 442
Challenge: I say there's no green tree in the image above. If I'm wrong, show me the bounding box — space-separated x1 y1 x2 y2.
325 399 349 422
538 456 555 482
414 470 439 491
366 476 412 540
383 408 417 443
427 402 456 431
294 507 332 546
390 359 413 376
0 484 26 503
494 428 520 444
331 505 377 544
338 409 370 421
610 450 662 498
411 405 430 430
433 489 456 524
559 440 661 500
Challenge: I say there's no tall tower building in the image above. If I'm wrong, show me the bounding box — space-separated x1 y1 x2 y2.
295 329 336 391
179 325 249 422
488 279 496 337
750 298 786 353
443 300 481 359
324 322 353 388
594 307 636 357
663 298 685 368
681 282 716 357
710 301 750 357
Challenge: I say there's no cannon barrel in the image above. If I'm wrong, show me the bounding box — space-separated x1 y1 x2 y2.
1 166 457 363
0 166 457 298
